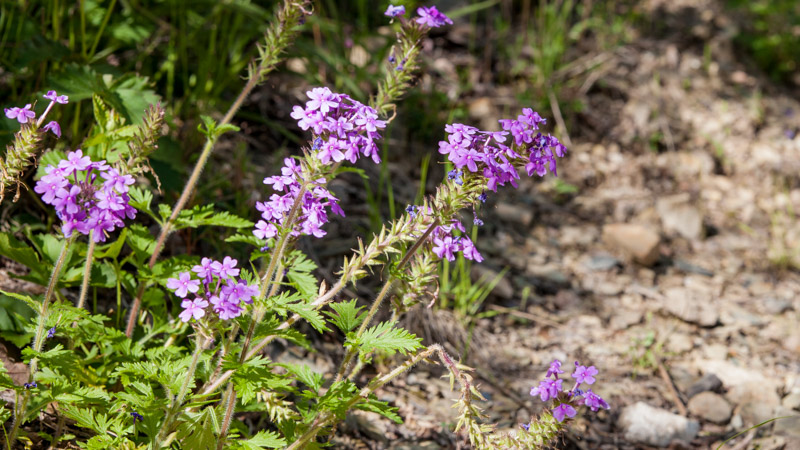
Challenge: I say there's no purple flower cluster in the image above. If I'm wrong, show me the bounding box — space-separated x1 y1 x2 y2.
528 360 609 423
290 87 386 165
34 150 136 242
167 256 258 322
438 109 567 191
431 222 483 262
254 157 345 240
416 6 452 28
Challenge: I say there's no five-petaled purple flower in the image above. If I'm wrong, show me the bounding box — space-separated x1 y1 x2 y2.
572 362 598 385
4 104 36 124
166 272 201 298
552 403 577 422
416 6 452 28
385 5 405 17
179 298 209 322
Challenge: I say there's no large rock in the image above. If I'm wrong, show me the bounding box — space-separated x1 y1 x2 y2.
688 392 732 424
602 223 661 266
663 287 719 327
656 193 704 240
618 402 699 447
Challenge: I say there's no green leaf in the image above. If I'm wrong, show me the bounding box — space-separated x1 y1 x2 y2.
286 251 318 298
324 300 366 333
128 187 156 220
94 228 128 259
0 232 42 275
174 204 254 230
175 408 220 450
239 430 286 449
286 302 328 334
0 290 41 313
350 322 422 356
281 363 323 393
127 224 155 264
356 396 403 424
197 115 240 142
225 233 264 247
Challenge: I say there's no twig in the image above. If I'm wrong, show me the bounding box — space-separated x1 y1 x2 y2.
487 304 564 329
657 360 687 417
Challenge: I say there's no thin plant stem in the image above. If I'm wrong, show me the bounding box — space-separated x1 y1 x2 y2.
87 0 117 58
7 235 75 447
154 332 209 447
76 231 96 311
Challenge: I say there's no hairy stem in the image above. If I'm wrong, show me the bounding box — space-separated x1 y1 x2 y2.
154 332 209 447
76 231 96 311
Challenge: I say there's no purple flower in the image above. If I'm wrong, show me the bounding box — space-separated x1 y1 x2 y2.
530 378 563 402
192 257 216 281
130 411 144 423
582 389 610 411
43 121 61 138
552 403 577 422
521 423 530 431
59 150 92 172
210 295 244 320
432 235 458 261
572 363 598 385
5 104 36 124
306 87 339 114
23 382 37 389
212 256 239 278
416 6 452 28
546 360 564 378
179 297 209 322
221 279 258 305
166 272 201 298
47 327 56 339
44 90 69 104
406 205 418 219
385 5 405 17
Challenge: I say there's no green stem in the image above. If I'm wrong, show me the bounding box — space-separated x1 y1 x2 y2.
76 231 96 311
7 236 75 447
154 332 209 447
87 0 116 58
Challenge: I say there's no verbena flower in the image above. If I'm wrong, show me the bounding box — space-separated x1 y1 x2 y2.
130 411 144 423
430 223 483 262
4 104 36 124
528 359 609 424
416 6 452 28
552 403 577 422
43 90 69 104
167 258 258 322
34 150 136 242
438 109 566 192
42 121 61 138
385 5 405 17
46 327 56 339
572 362 598 385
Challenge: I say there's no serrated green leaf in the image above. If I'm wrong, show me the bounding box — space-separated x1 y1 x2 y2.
286 302 328 333
356 397 403 424
127 224 155 264
0 290 41 313
239 430 286 449
324 300 366 333
226 233 264 246
94 228 128 259
351 322 422 356
281 363 323 393
198 115 240 141
174 204 253 230
175 408 220 450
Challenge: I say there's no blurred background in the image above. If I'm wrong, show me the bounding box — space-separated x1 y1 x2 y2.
2 0 800 447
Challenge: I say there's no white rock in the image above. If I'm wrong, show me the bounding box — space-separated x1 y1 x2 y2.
618 402 699 447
